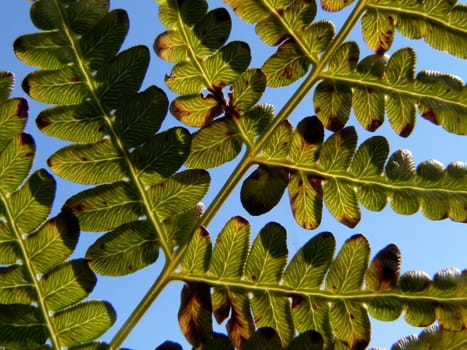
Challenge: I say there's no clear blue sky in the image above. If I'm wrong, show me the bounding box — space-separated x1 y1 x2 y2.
1 1 466 349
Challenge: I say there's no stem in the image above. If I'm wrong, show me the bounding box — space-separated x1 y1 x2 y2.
109 1 369 347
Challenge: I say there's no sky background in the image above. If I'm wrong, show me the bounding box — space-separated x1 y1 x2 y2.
1 0 466 349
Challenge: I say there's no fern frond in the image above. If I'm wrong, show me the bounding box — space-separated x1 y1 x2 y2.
240 116 467 227
224 0 335 87
172 218 467 349
0 72 115 349
391 323 467 349
319 46 467 135
155 0 273 168
363 0 467 58
15 0 210 273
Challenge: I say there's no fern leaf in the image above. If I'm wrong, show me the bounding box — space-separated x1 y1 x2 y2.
15 0 208 271
320 47 467 135
364 0 467 58
392 323 467 349
172 220 467 348
0 72 115 348
156 0 273 169
247 116 467 227
225 0 335 86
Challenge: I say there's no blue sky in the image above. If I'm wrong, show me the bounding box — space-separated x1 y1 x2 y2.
1 0 466 349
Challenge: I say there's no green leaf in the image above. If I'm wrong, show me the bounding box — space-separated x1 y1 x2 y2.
241 165 289 216
181 227 212 275
286 330 324 350
0 71 15 101
322 47 467 135
361 9 395 54
48 140 126 185
170 94 223 128
80 10 129 71
236 104 275 143
13 31 72 70
64 182 143 232
245 222 288 284
53 301 116 347
25 211 80 275
115 86 169 148
86 221 159 276
321 0 356 12
245 223 292 346
203 41 252 90
95 46 150 110
185 117 242 168
0 265 34 304
392 324 467 350
0 304 48 348
209 216 250 279
0 133 35 194
287 117 324 229
132 128 192 187
41 259 97 311
262 120 293 160
230 69 267 114
36 102 106 143
176 222 467 347
314 80 352 131
0 96 28 151
9 169 55 234
243 328 282 350
255 0 317 46
365 0 467 58
326 235 370 293
148 169 210 219
23 66 88 105
284 232 336 290
262 41 310 87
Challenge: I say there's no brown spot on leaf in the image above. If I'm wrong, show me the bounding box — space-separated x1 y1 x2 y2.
200 226 210 237
399 123 414 138
22 78 31 94
308 175 323 195
36 115 51 129
128 265 133 271
368 119 382 131
70 204 84 213
297 116 324 144
353 339 369 350
19 133 33 146
71 76 80 83
327 116 344 131
291 295 303 308
80 156 88 161
251 275 257 281
422 109 439 125
17 98 28 119
100 243 105 249
277 8 285 16
350 314 355 319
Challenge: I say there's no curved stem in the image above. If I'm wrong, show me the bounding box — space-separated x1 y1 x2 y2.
109 1 369 348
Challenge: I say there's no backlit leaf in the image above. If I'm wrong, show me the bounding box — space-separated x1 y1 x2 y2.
86 221 158 276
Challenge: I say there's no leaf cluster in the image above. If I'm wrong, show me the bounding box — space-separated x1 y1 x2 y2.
0 72 115 349
4 0 466 349
173 217 466 349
